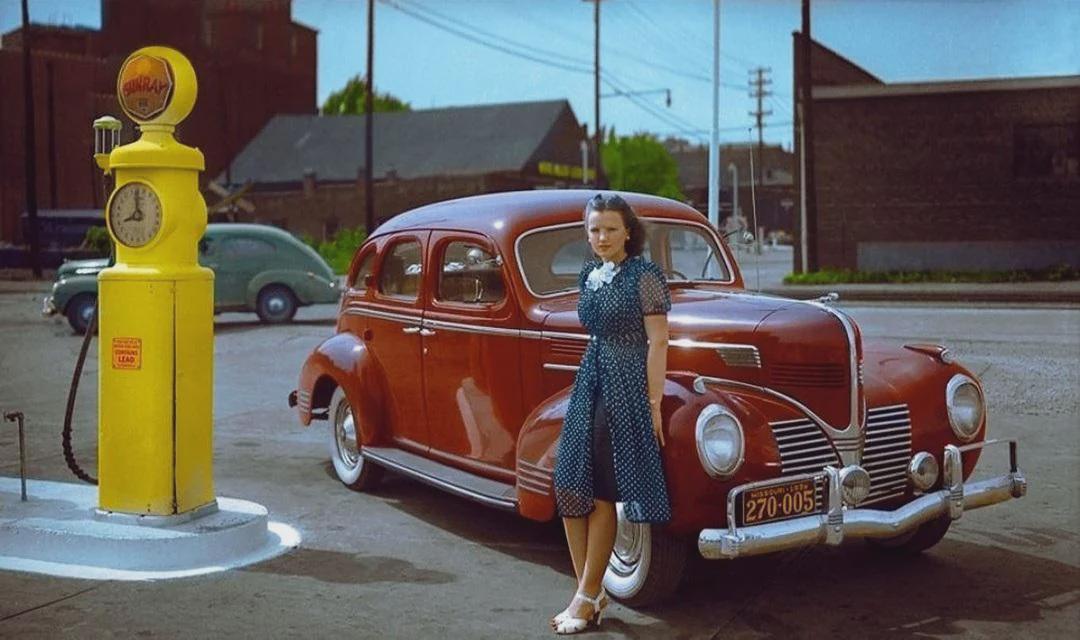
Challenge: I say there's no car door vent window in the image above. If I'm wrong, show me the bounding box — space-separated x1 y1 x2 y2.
380 240 422 298
350 251 375 290
438 242 505 304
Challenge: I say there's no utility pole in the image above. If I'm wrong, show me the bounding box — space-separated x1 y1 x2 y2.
748 66 772 188
364 0 375 232
707 0 721 230
21 0 42 277
798 0 818 272
590 0 603 188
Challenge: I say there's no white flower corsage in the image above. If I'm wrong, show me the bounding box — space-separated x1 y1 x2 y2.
586 261 620 291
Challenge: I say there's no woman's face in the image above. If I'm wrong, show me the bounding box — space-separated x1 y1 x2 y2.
587 209 629 262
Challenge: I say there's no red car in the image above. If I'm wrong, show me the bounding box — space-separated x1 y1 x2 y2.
290 190 1026 605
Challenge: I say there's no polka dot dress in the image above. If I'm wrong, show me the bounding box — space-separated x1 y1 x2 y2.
554 255 673 523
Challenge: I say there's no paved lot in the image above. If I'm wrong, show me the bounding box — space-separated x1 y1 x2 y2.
0 289 1077 639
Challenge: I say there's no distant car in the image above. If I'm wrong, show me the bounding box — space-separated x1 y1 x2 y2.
290 189 1026 607
43 223 341 333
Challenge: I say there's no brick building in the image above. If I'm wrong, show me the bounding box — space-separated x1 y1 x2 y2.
0 0 316 245
793 36 1080 272
666 140 795 238
220 100 596 239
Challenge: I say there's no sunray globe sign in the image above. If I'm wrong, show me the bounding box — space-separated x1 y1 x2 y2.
117 53 174 122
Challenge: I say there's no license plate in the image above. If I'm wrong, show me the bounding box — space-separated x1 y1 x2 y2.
739 478 820 526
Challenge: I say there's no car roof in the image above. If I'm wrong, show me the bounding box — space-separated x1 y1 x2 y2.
206 223 297 243
370 189 708 246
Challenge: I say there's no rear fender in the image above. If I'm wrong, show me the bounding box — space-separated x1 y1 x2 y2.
296 332 390 447
247 270 307 307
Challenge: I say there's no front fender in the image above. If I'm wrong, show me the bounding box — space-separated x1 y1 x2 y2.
248 270 330 307
54 275 99 312
296 332 391 447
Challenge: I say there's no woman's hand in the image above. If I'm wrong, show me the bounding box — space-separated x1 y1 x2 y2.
651 404 665 447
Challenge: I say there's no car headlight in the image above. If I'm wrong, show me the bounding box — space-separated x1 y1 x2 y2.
908 451 939 491
946 374 984 442
839 465 871 505
695 404 744 478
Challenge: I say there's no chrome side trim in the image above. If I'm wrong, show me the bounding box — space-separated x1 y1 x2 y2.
670 338 762 368
343 305 421 325
543 363 580 372
540 330 590 341
699 441 1027 560
423 318 520 337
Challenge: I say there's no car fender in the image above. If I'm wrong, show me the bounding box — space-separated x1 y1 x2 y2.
54 275 99 313
296 332 391 447
246 270 309 308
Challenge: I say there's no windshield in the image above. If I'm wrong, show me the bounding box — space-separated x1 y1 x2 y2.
516 220 732 297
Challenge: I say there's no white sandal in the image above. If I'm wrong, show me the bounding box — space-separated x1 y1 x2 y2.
553 589 605 635
551 588 608 628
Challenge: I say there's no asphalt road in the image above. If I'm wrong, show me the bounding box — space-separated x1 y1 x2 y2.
0 290 1077 639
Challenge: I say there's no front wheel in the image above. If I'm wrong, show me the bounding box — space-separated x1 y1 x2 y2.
65 293 97 335
256 285 297 324
603 503 688 607
867 515 952 554
327 387 383 491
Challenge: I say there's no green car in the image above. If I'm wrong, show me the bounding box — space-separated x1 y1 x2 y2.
43 223 341 334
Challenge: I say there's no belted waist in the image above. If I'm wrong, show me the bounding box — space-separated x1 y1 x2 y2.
590 332 647 347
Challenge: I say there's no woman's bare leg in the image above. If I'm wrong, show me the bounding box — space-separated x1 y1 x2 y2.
569 499 617 618
562 516 589 583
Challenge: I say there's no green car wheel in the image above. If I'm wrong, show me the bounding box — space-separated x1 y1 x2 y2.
66 293 97 335
256 285 297 324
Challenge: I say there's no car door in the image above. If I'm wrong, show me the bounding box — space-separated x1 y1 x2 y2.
364 232 430 453
421 231 523 476
214 235 277 309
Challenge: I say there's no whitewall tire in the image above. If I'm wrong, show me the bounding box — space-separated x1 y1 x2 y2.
327 387 383 491
603 502 688 607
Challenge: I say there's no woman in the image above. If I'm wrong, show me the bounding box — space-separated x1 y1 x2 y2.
550 193 672 634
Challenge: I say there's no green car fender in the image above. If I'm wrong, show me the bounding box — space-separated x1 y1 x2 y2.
245 270 339 308
53 274 100 313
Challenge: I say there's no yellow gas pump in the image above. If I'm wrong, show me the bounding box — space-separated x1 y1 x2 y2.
94 47 214 516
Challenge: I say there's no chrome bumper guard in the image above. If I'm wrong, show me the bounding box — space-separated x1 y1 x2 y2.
699 439 1027 560
41 296 56 317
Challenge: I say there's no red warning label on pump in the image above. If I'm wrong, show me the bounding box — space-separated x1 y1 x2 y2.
111 337 142 370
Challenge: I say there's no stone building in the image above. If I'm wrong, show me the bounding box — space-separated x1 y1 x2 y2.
794 36 1079 272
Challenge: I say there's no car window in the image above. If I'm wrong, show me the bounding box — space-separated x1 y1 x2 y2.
438 241 505 305
517 221 728 296
350 250 376 290
379 240 422 299
222 237 276 258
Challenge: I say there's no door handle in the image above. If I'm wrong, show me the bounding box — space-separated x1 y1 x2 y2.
402 326 421 334
419 328 436 337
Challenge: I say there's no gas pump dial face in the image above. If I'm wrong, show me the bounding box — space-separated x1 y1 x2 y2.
108 182 163 248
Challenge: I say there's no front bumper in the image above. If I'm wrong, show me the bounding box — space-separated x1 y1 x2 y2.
699 439 1027 560
41 295 57 317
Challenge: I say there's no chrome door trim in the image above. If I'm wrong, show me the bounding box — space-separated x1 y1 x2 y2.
543 363 580 372
343 305 422 325
423 318 520 337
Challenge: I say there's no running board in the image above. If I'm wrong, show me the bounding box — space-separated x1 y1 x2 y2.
362 447 519 512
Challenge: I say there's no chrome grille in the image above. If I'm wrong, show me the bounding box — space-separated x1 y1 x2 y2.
862 404 913 505
717 346 762 368
548 338 586 358
768 403 913 505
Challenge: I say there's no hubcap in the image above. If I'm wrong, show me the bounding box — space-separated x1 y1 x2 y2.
334 402 360 468
81 304 95 323
267 295 286 314
610 503 644 577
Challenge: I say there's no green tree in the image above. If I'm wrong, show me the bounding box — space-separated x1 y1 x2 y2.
321 75 411 115
600 132 685 201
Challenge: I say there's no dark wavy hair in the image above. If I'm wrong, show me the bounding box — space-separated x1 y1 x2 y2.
583 193 647 257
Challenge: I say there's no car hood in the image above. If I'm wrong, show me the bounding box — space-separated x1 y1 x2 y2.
57 258 109 278
538 288 798 339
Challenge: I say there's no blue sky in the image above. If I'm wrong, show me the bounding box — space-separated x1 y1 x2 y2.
3 0 1078 148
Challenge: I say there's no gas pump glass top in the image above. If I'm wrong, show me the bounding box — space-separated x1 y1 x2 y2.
108 182 163 248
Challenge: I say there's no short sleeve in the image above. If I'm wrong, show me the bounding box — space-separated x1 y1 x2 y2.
639 261 671 316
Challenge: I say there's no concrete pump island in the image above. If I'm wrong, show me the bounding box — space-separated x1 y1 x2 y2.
0 46 299 580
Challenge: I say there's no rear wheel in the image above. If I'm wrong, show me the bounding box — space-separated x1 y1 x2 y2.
327 387 383 491
256 285 297 324
867 515 952 554
65 293 97 335
603 503 688 607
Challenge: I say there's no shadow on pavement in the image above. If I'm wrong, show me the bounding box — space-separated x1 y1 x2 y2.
243 547 454 586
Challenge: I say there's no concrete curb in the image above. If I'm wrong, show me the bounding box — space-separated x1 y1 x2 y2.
0 478 300 580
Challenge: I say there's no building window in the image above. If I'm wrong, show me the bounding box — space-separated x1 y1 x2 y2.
204 22 213 48
291 33 298 58
1014 123 1079 180
256 25 264 51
